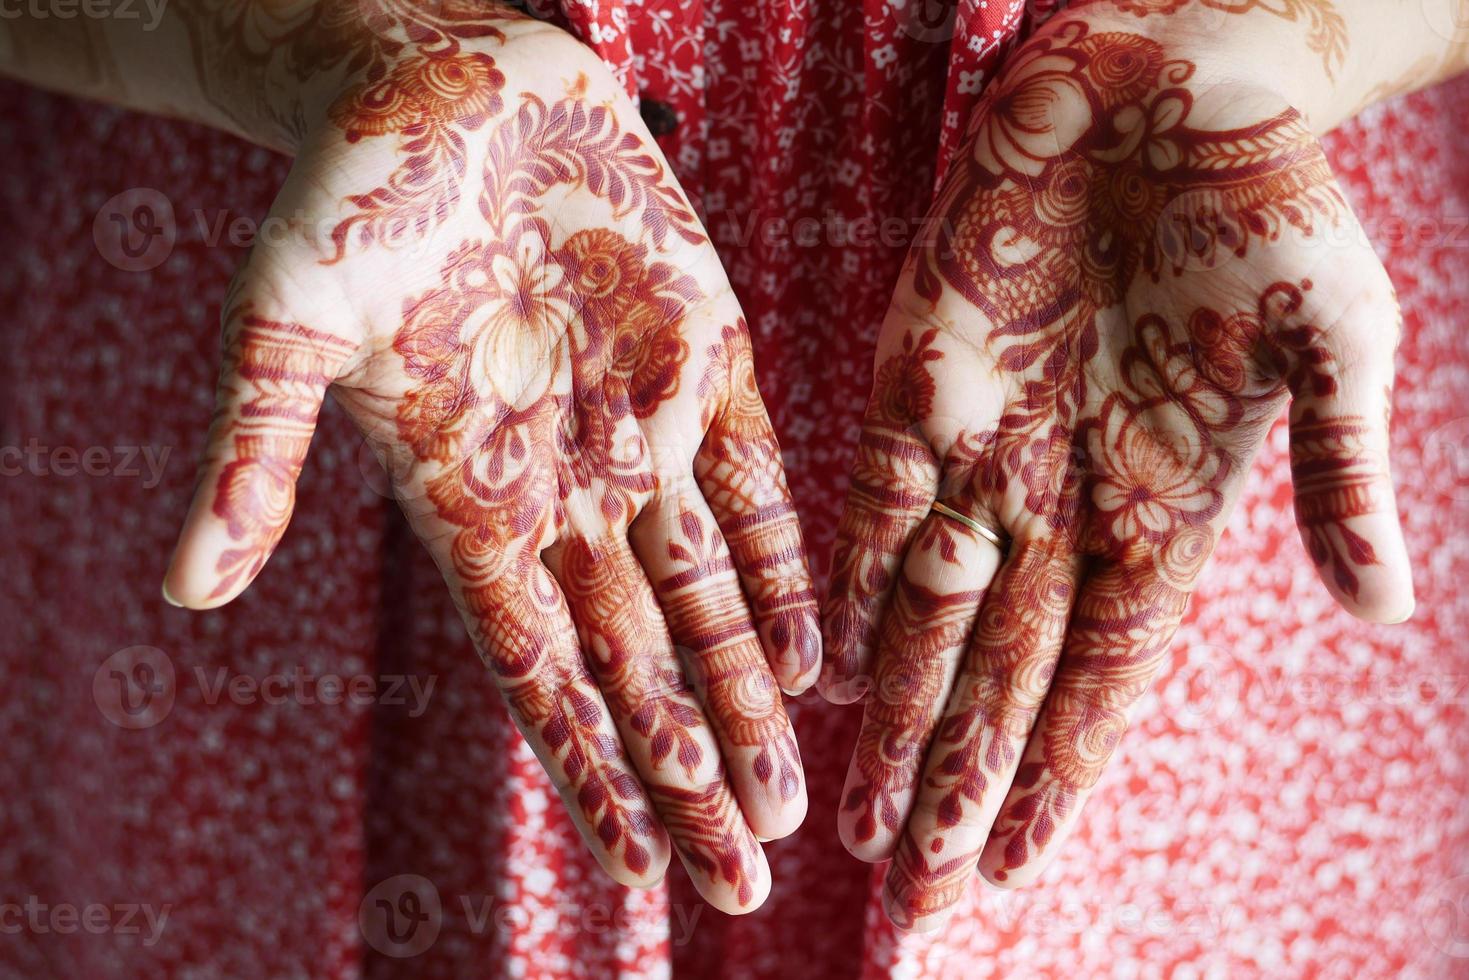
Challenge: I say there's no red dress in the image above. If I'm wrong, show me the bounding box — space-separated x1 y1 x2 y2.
3 1 1467 976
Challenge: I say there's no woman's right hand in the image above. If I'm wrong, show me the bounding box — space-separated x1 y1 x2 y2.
138 9 817 914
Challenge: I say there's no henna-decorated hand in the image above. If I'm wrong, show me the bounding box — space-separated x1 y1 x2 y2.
820 0 1460 930
145 10 817 913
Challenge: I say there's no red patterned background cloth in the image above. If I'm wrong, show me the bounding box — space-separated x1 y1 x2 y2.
2 0 1467 976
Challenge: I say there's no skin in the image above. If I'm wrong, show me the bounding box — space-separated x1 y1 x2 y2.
1 2 820 913
820 0 1469 931
6 0 1468 935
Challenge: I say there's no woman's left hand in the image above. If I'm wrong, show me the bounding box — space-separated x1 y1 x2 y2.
816 0 1461 931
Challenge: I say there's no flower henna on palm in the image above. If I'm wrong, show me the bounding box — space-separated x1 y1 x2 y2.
175 7 816 910
825 17 1406 927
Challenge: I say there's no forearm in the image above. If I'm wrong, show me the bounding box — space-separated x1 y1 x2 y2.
0 1 530 154
1084 0 1469 132
1 1 315 150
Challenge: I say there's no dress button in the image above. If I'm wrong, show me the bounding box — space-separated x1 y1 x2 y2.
639 95 679 137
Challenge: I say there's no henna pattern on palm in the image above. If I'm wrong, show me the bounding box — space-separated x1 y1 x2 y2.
166 8 816 913
823 16 1411 929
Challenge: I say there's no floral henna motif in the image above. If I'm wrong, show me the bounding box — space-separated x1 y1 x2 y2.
174 1 524 261
987 568 1193 879
876 282 1387 902
180 0 514 148
198 33 796 896
385 199 705 866
555 538 707 775
849 19 1396 916
478 87 704 249
330 58 708 263
822 330 943 690
918 25 1343 319
468 557 666 877
326 50 505 259
554 537 765 904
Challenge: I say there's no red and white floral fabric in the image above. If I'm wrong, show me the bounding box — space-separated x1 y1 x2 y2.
2 1 1467 977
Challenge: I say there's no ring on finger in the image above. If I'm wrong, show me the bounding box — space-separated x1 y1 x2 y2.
930 500 1009 553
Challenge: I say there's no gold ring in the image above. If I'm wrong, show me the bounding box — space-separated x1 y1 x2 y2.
931 501 1008 551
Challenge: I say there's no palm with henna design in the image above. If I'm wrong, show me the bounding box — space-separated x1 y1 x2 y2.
821 10 1414 929
161 12 818 914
